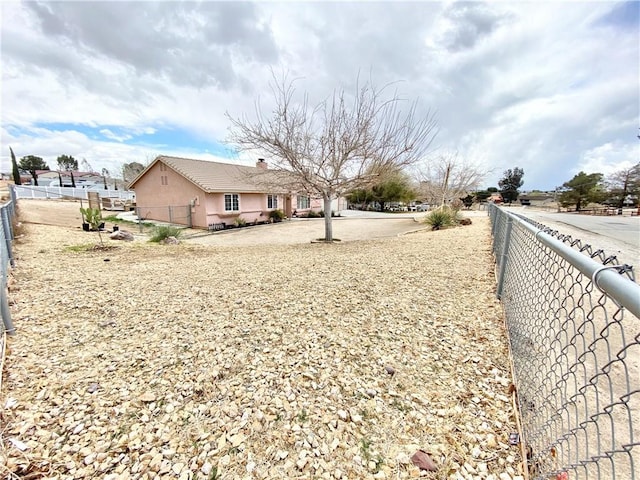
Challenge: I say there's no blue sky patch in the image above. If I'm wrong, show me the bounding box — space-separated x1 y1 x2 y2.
596 1 639 29
27 122 236 158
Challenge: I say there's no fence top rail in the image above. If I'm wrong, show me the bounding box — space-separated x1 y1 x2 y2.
499 207 640 319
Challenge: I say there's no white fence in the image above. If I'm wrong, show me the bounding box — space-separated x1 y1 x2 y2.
13 185 135 201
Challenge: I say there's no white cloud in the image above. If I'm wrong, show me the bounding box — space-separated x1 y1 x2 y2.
1 1 638 190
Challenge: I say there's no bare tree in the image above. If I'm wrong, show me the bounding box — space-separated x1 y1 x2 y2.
417 151 485 208
81 158 94 173
606 162 640 208
227 73 438 241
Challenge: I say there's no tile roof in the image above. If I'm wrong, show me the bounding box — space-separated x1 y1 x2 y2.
130 155 291 193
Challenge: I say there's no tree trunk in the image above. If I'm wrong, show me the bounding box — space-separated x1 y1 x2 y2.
31 172 39 186
323 195 333 242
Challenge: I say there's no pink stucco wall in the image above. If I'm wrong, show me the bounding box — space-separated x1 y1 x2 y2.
133 161 207 227
206 193 283 227
133 161 325 229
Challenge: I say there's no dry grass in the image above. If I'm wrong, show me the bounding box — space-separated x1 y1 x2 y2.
1 216 523 479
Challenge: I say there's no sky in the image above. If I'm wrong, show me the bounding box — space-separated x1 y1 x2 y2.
1 0 638 191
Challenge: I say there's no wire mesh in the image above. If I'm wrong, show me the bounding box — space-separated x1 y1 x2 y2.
135 205 192 228
489 204 639 480
0 200 16 333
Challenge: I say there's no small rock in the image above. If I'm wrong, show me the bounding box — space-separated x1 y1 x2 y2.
139 392 156 403
201 462 213 475
366 389 377 398
161 236 180 245
87 383 99 394
110 230 134 241
410 450 436 471
172 462 185 475
337 410 348 421
384 366 396 376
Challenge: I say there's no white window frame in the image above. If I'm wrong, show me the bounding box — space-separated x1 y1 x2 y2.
267 194 278 209
224 193 240 212
297 195 310 209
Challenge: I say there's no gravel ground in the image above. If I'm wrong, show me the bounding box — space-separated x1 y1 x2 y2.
1 203 522 480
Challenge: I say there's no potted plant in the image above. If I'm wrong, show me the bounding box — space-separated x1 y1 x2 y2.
80 207 104 231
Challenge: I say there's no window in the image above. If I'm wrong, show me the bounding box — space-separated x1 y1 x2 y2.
161 176 168 186
224 193 239 211
267 194 278 209
297 195 310 209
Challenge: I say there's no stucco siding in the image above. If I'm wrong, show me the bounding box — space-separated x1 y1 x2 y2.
133 161 205 226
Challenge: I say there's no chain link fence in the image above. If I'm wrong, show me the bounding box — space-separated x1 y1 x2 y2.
134 205 192 230
489 204 639 479
0 188 17 334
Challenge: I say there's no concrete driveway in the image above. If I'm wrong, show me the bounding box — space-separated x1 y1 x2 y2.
182 209 486 247
183 216 426 246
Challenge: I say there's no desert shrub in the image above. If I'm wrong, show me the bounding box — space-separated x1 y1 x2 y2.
149 225 182 242
424 207 461 230
319 210 340 217
234 217 247 227
269 209 285 222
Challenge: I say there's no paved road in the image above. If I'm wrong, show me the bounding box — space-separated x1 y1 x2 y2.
505 207 640 267
519 209 640 247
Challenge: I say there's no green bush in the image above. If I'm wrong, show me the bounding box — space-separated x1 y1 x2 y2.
149 225 183 242
268 209 286 222
306 210 321 218
424 207 460 230
234 217 247 227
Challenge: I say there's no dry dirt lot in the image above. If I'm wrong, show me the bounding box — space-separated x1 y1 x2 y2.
1 200 523 480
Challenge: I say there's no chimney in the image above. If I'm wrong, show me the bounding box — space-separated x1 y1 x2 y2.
256 158 267 170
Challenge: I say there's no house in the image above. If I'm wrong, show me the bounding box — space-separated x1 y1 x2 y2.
128 156 323 229
488 192 503 204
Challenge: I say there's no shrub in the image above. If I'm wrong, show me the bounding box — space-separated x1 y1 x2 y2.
424 207 460 231
318 210 339 217
268 209 286 222
149 225 183 242
234 217 247 227
306 210 321 218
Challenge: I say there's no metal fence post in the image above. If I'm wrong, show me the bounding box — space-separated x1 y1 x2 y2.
1 282 15 335
1 207 15 268
136 207 143 233
496 215 513 299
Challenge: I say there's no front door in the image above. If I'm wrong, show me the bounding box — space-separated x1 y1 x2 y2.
285 195 292 218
